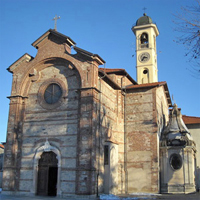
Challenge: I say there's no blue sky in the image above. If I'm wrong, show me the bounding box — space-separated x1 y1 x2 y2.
0 0 199 143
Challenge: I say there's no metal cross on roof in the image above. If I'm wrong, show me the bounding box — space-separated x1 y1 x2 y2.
52 15 60 31
143 7 147 13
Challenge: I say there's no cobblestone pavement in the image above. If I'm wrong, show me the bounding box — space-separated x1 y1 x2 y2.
0 193 199 200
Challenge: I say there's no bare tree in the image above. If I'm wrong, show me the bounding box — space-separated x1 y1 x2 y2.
173 0 200 76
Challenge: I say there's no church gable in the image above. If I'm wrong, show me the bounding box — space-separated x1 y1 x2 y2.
32 29 76 53
31 29 77 63
31 29 105 69
7 29 107 100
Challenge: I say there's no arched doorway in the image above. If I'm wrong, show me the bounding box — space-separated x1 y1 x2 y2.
37 151 58 196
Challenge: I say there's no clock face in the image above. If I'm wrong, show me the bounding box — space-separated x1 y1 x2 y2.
139 52 150 63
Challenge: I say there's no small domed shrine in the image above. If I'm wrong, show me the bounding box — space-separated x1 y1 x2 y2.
160 104 196 193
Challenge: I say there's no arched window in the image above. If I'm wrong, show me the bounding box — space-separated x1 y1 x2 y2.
140 33 149 48
142 68 149 83
170 154 182 170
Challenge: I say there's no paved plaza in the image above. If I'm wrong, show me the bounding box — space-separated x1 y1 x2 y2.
0 193 199 200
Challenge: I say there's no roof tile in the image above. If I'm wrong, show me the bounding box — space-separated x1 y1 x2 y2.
99 68 125 73
126 81 167 89
182 115 200 124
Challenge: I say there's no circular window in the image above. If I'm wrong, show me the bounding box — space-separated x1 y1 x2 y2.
170 154 182 170
38 79 66 110
143 69 148 74
44 83 62 104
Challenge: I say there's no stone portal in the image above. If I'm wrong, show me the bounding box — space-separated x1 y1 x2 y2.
37 151 58 196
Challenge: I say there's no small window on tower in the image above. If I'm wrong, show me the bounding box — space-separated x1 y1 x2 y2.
142 69 149 83
143 69 148 74
140 33 149 48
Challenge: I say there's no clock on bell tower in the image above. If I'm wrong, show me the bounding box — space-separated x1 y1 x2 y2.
132 13 159 84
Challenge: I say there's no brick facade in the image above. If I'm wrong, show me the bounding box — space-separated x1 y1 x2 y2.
3 29 170 197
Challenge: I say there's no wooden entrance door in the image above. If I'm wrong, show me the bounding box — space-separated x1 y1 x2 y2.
37 151 58 196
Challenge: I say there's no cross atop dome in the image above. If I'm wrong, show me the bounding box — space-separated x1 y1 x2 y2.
143 7 147 13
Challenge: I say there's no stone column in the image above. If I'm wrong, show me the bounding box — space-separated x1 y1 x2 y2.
3 96 26 193
76 88 99 195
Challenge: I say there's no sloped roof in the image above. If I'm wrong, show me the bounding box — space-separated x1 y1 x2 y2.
7 53 33 73
99 68 125 73
32 29 76 49
74 46 105 65
98 68 137 85
98 69 121 90
32 29 105 65
182 115 200 125
0 144 4 149
126 81 166 89
126 81 172 106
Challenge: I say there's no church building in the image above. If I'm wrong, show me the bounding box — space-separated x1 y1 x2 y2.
2 14 199 197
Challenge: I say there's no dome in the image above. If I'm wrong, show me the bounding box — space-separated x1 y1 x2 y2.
136 13 153 26
161 104 195 147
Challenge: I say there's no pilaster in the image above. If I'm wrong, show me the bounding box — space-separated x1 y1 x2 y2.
3 95 27 192
76 87 100 195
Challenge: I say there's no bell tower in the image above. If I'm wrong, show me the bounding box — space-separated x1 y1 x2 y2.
132 13 159 84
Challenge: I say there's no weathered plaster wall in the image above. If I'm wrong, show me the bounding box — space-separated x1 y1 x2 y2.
160 147 196 193
98 77 125 194
186 124 200 190
155 86 169 192
125 86 168 193
187 124 200 167
155 86 169 138
125 88 158 193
